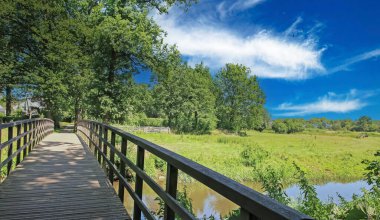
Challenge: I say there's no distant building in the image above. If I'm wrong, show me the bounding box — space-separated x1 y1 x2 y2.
13 99 42 116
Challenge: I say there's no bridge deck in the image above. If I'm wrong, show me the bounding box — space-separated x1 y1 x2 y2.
0 131 130 220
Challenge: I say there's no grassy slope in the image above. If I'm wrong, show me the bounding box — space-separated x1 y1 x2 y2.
128 129 380 184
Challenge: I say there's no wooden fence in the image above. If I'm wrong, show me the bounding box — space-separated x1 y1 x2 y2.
77 120 312 220
0 118 54 181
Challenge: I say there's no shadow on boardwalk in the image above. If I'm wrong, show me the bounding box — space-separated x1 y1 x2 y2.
0 132 130 220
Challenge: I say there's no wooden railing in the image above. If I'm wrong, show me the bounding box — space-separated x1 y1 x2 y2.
0 118 54 180
77 120 313 220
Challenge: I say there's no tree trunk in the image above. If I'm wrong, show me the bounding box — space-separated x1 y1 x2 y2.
5 86 12 116
194 111 198 130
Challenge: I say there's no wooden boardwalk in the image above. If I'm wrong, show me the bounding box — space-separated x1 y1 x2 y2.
0 131 130 219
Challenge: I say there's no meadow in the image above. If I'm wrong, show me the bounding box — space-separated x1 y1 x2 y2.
122 128 380 185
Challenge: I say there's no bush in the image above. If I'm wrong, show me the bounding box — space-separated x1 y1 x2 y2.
284 119 305 133
272 120 288 134
240 144 269 167
139 117 164 127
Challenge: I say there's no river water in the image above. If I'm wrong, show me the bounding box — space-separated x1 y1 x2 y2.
114 179 370 218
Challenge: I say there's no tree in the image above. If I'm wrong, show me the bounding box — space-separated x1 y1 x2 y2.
354 116 373 132
214 64 267 132
272 120 288 134
0 0 196 126
153 52 216 133
284 119 305 133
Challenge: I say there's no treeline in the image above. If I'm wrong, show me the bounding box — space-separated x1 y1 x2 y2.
272 116 380 134
0 0 268 133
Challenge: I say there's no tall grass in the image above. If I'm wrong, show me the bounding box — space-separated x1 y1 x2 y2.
124 129 380 184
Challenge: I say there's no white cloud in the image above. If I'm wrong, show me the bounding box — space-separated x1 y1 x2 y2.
217 0 265 19
274 89 375 116
155 13 325 80
284 17 303 37
329 49 380 74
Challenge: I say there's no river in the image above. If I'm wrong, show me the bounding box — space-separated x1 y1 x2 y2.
114 179 370 218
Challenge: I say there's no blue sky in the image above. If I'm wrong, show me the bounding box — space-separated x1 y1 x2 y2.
139 0 380 119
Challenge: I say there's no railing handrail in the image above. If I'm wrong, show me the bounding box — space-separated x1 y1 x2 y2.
77 120 313 220
0 118 54 129
0 118 54 180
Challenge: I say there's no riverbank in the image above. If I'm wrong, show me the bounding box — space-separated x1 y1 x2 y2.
119 128 380 184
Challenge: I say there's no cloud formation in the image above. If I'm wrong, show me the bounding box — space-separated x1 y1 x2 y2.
217 0 265 19
329 49 380 74
274 89 376 116
155 13 326 80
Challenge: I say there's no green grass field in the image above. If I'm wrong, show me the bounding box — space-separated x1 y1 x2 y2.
124 128 380 184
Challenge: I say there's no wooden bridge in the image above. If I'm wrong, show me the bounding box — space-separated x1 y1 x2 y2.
0 119 313 220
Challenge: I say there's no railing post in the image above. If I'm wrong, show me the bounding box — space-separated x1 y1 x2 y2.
89 122 94 151
32 120 36 149
7 125 13 175
164 164 178 220
0 128 2 163
133 146 145 220
98 124 103 164
240 208 257 220
103 127 108 169
119 137 127 202
16 124 21 165
28 122 32 154
94 124 98 157
109 131 116 184
23 122 28 159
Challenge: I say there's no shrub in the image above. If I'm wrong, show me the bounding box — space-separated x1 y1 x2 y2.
272 120 288 134
154 157 165 172
139 117 164 127
284 119 305 133
240 144 269 167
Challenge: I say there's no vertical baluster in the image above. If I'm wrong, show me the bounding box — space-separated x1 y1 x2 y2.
98 124 103 164
0 128 2 165
16 124 21 165
109 131 116 183
37 120 41 142
103 127 108 169
28 122 32 154
119 137 127 202
23 122 27 159
134 146 145 220
164 164 178 220
89 122 94 151
7 125 13 175
32 121 36 149
240 208 257 220
94 124 98 157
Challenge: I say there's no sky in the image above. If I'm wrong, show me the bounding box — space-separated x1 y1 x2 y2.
138 0 380 120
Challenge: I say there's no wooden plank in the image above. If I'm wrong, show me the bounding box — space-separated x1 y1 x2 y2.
0 132 130 219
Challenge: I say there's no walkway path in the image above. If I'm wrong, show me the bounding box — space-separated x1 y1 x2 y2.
0 131 130 219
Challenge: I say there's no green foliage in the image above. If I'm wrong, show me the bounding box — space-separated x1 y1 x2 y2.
284 119 305 133
154 157 165 172
139 117 165 127
362 150 380 188
257 167 290 205
154 60 217 133
293 163 332 219
272 120 288 134
154 185 195 218
214 64 267 132
223 209 241 220
240 144 269 167
272 119 305 134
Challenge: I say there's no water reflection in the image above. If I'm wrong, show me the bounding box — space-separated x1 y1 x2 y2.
114 179 369 218
286 180 371 203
